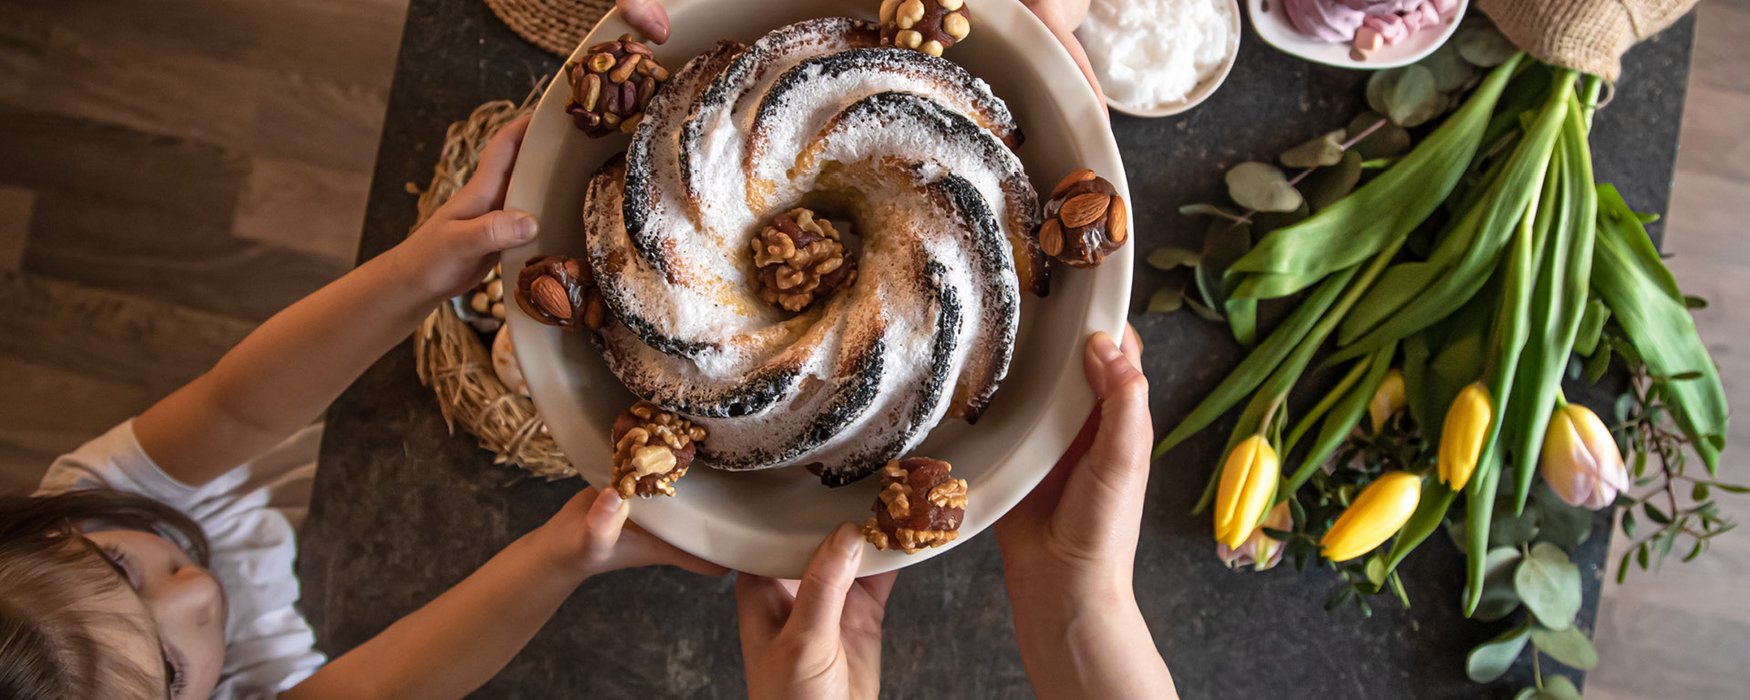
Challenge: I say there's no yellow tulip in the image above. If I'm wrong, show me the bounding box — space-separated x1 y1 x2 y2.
1214 435 1280 549
1540 403 1631 510
1437 383 1492 490
1368 369 1407 434
1321 471 1423 562
1218 500 1293 571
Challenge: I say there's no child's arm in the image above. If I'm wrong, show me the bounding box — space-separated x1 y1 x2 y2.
134 117 537 486
281 487 727 700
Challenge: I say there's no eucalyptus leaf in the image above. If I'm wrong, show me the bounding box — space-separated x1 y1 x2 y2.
1490 507 1539 547
1515 542 1582 630
1147 247 1201 270
1421 40 1479 92
1466 623 1531 682
1456 25 1518 67
1147 286 1184 314
1385 65 1442 127
1226 162 1304 213
1530 625 1598 669
1302 150 1364 211
1532 485 1593 549
1348 112 1412 160
1183 296 1225 322
1541 675 1583 700
1251 200 1311 232
1281 129 1347 169
1180 202 1243 220
1474 546 1525 621
1514 689 1538 700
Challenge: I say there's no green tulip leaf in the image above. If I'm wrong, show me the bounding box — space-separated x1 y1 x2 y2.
1530 625 1599 670
1348 112 1412 160
1456 25 1518 67
1226 162 1304 213
1147 247 1201 270
1146 286 1184 314
1301 150 1364 212
1474 546 1525 621
1574 298 1610 356
1515 542 1582 630
1195 220 1251 310
1466 623 1531 682
1281 129 1347 169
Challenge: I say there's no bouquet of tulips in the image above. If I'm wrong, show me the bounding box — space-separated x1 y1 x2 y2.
1147 21 1736 694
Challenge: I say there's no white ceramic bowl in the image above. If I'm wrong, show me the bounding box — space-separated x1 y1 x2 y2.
1247 0 1467 70
503 0 1131 579
1082 0 1242 118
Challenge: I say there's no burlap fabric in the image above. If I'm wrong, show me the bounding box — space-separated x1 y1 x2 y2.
484 0 614 56
1478 0 1700 81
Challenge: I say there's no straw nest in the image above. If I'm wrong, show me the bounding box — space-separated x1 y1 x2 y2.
412 96 576 481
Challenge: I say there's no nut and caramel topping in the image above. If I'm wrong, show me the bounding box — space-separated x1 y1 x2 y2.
878 0 971 57
514 255 607 331
565 34 670 138
861 457 967 554
752 207 857 313
609 401 707 499
1039 168 1128 269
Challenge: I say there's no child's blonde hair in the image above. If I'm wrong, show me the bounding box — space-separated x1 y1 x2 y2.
0 490 211 699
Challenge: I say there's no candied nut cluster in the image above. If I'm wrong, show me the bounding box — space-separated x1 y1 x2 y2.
514 255 607 331
1039 168 1129 269
861 457 968 554
565 34 670 137
752 207 857 312
459 263 507 332
609 401 707 499
878 0 971 57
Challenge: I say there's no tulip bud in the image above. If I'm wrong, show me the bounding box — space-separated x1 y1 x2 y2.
1368 369 1407 434
1438 383 1492 490
1540 403 1630 510
1214 436 1280 549
1320 471 1422 562
1218 500 1292 571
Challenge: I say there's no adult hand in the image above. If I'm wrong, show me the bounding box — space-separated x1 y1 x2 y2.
618 0 671 44
737 523 897 700
994 328 1176 699
535 486 729 579
388 114 538 300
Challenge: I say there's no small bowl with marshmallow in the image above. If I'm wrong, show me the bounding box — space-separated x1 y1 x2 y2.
1246 0 1468 70
1074 0 1242 117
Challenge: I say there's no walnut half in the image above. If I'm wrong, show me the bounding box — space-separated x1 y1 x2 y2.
752 207 857 312
609 401 707 499
861 457 968 554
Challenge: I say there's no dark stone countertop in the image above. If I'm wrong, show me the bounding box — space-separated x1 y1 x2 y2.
299 3 1695 697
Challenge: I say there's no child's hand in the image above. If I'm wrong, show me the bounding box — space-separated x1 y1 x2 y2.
387 114 541 300
618 0 671 44
535 486 729 579
737 523 896 700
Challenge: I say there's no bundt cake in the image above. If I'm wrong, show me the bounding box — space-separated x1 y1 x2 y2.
582 17 1044 486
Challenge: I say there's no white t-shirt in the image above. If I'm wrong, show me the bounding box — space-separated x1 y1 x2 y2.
37 420 327 700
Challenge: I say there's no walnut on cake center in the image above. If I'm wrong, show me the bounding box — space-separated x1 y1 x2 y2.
751 207 859 313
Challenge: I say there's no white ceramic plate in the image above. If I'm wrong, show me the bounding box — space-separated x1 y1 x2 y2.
1248 0 1467 70
504 0 1131 579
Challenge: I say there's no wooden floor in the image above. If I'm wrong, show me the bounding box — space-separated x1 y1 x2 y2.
0 0 1743 696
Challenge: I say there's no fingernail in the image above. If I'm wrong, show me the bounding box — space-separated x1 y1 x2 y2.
510 212 539 242
835 522 864 560
589 488 625 527
1088 331 1122 363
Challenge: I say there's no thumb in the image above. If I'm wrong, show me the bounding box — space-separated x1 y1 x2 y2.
784 522 864 640
583 488 630 552
448 209 539 256
1050 332 1153 549
618 0 671 43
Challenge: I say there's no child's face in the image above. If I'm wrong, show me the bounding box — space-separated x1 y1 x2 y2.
84 529 227 699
